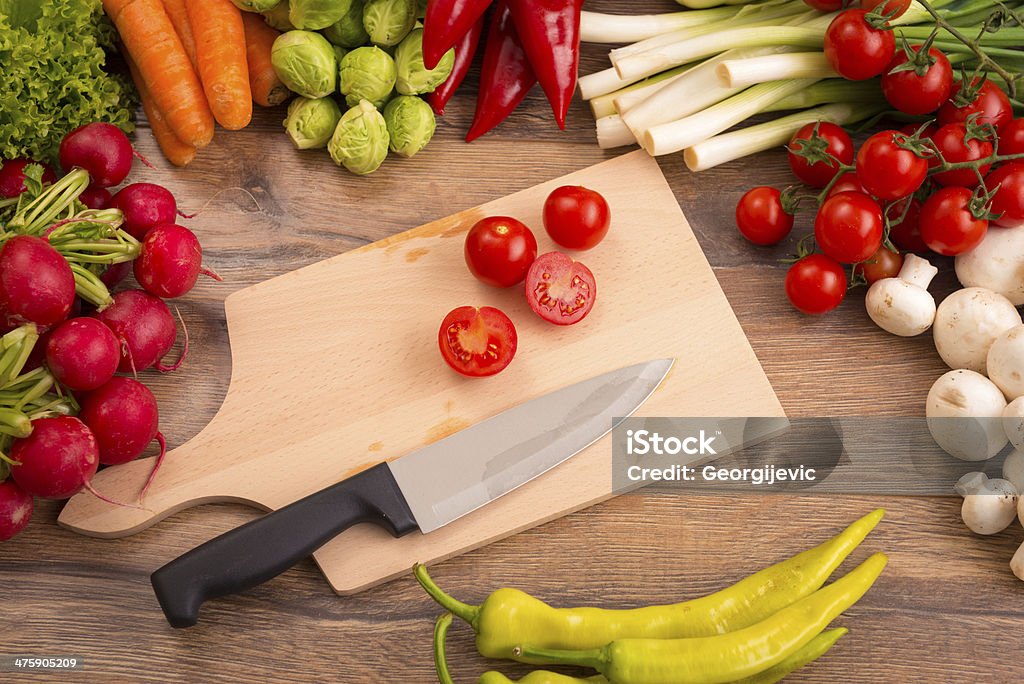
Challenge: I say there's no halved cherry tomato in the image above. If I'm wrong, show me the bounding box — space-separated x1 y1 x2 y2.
525 252 596 325
999 118 1024 156
887 197 928 252
438 306 517 377
854 246 904 284
856 130 928 200
881 46 952 115
930 122 993 187
919 186 989 255
785 254 847 315
938 79 1013 128
787 122 854 188
736 186 793 245
814 191 884 263
861 0 911 16
824 10 896 81
986 162 1024 228
464 216 538 288
543 186 611 250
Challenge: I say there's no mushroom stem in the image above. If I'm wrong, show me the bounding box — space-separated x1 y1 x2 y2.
898 254 938 289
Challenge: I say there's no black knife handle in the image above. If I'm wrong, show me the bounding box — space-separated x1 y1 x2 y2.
150 463 419 628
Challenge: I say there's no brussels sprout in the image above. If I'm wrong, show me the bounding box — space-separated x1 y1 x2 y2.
283 96 343 149
340 46 397 109
271 31 337 99
231 0 281 11
289 0 351 30
332 45 349 64
328 100 390 175
322 0 368 47
394 28 453 95
382 95 434 158
363 0 415 47
262 1 295 30
415 0 427 19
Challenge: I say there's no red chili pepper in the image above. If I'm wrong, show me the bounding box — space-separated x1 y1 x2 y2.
427 15 484 116
506 0 582 130
466 1 536 142
422 0 492 70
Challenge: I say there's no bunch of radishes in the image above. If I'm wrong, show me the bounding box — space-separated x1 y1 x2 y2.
0 122 219 542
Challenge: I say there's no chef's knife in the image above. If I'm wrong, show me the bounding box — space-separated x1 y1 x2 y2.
151 359 674 627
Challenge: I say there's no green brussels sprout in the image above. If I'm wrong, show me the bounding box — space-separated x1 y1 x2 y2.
284 96 343 149
394 28 453 95
289 0 352 30
231 0 281 12
262 1 295 30
362 0 415 47
332 45 349 64
382 95 435 158
328 100 390 175
322 0 368 47
415 0 427 19
271 30 337 99
340 46 397 109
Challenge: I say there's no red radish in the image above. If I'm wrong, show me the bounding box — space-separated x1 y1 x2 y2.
100 261 133 289
0 479 33 541
0 158 57 198
9 416 99 499
109 183 178 239
79 377 160 465
58 122 133 188
135 224 220 298
0 235 76 328
45 318 120 391
95 289 183 372
79 184 112 209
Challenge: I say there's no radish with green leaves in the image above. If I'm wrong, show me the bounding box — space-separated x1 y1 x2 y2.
58 122 134 188
135 224 220 299
45 318 120 391
0 479 33 541
79 377 161 466
0 159 57 198
95 289 185 373
9 416 99 499
109 183 178 239
0 235 76 328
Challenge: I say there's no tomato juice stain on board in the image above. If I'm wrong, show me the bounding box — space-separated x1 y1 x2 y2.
426 417 471 445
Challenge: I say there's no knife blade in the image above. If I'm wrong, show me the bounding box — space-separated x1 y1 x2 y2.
151 358 673 627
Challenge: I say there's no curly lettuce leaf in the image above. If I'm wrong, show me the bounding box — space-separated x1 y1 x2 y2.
0 0 136 167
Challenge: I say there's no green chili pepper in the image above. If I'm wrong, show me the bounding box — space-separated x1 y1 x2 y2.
435 612 455 684
476 627 846 684
415 509 883 663
515 553 887 684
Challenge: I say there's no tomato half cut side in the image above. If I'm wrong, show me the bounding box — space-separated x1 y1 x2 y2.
438 306 518 377
525 252 597 326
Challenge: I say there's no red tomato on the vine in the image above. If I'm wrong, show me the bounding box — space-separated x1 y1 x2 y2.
938 80 1013 128
854 247 904 284
887 197 928 252
814 191 885 264
919 186 989 255
856 130 929 201
999 119 1024 156
438 306 518 377
861 0 911 16
787 122 854 188
986 163 1024 228
543 186 611 251
881 46 953 115
736 187 794 246
824 10 896 81
464 216 538 288
930 123 993 187
785 254 848 315
826 172 868 199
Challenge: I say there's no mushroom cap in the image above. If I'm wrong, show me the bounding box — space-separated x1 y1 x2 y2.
865 278 936 337
933 288 1022 374
926 369 1008 461
955 226 1024 306
1004 397 1024 450
1012 541 1024 581
1011 452 1024 508
988 325 1024 400
961 486 1018 535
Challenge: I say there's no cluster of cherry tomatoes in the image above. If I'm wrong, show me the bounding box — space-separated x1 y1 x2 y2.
735 2 1024 316
438 186 610 377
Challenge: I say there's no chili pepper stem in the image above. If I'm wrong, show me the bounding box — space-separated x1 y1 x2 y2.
513 645 607 672
414 563 480 626
434 612 456 684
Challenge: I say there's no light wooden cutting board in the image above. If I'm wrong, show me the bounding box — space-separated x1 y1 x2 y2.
59 151 784 594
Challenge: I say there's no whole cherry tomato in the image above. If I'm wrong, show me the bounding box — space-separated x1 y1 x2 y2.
464 216 538 288
787 122 854 188
543 185 611 251
824 10 896 81
785 254 848 315
886 197 928 252
881 46 953 115
854 246 904 284
986 162 1024 228
930 123 993 187
826 172 868 199
919 186 989 255
815 191 885 263
998 118 1024 156
735 187 794 245
856 130 929 200
938 79 1013 128
861 0 911 16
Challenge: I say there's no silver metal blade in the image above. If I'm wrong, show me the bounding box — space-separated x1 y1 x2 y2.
388 359 674 533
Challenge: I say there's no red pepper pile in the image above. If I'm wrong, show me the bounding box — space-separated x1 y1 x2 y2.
422 0 583 140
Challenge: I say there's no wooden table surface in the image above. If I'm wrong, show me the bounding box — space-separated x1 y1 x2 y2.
4 2 1023 681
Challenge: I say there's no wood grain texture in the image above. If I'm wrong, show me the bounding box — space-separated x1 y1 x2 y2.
2 0 1021 680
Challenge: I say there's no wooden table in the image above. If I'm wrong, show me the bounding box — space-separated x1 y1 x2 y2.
4 2 1023 680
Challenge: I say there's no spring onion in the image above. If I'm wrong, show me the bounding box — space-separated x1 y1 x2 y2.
589 65 691 119
718 52 836 88
581 5 749 43
596 115 637 149
762 79 884 112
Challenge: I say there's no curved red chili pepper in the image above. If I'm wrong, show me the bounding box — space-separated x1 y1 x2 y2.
466 1 537 143
427 15 484 116
422 0 492 70
506 0 582 130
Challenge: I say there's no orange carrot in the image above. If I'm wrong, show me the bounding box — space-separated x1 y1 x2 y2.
125 53 197 167
186 0 253 130
242 12 290 107
161 0 198 68
103 0 214 148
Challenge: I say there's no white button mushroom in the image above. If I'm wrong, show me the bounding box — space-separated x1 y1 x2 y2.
1004 449 1024 493
864 254 938 336
955 226 1024 306
1012 542 1024 582
933 287 1022 374
1003 397 1024 450
987 325 1024 400
927 369 1008 461
955 472 1019 535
